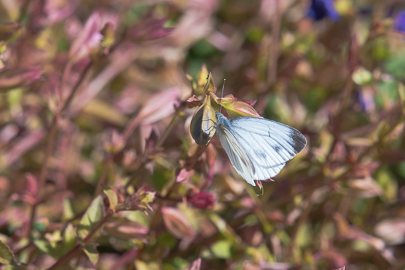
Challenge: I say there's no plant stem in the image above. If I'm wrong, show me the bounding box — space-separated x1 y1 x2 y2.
27 60 93 239
156 112 180 149
46 212 113 270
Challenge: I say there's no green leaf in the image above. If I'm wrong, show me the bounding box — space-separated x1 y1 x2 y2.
376 169 398 202
63 223 76 249
211 240 232 259
63 199 75 221
33 226 76 259
104 189 118 212
0 240 17 265
376 80 398 108
83 100 128 126
79 196 105 238
295 223 311 248
190 39 218 58
139 190 155 211
352 67 372 85
135 260 160 270
34 240 51 255
208 214 238 242
83 244 99 266
151 167 171 191
385 49 405 80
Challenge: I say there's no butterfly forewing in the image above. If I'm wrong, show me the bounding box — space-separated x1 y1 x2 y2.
230 117 307 156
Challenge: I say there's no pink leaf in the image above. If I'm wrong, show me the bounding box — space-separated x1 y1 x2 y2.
138 88 181 125
161 207 196 239
176 168 194 183
187 258 202 270
4 130 44 167
69 12 118 62
0 67 42 91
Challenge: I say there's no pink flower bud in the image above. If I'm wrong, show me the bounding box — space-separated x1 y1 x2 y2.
187 191 215 209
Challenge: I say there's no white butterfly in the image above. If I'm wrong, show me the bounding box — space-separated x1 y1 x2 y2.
215 112 306 186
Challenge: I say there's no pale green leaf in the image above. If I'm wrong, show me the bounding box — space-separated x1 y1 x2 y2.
211 240 231 259
104 189 118 211
135 260 159 270
79 196 105 238
63 199 75 221
83 244 99 266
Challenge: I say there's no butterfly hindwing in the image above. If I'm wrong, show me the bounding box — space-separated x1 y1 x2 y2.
217 127 257 185
215 113 306 186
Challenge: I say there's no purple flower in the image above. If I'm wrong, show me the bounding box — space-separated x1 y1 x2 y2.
354 89 375 113
394 11 405 33
307 0 339 21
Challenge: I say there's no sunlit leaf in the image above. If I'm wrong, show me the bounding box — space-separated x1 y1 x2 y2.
162 207 196 239
79 196 105 238
212 94 260 117
135 261 160 270
104 189 118 212
63 199 75 221
195 65 215 95
210 240 231 259
0 240 17 265
84 99 128 126
134 88 180 126
190 95 216 145
83 244 99 266
352 67 372 85
376 169 397 202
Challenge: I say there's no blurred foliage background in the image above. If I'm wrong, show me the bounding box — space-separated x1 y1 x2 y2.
0 0 405 269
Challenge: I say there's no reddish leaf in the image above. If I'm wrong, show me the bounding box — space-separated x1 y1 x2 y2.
4 130 44 167
176 168 194 183
161 207 196 239
22 174 39 205
213 94 260 117
0 67 42 91
128 18 173 41
136 88 181 126
185 95 202 108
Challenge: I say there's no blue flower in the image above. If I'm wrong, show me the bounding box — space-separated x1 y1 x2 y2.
307 0 339 21
394 11 405 33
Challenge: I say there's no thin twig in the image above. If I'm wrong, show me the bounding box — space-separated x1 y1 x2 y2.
27 60 93 239
17 0 31 23
156 113 180 149
94 154 112 196
60 61 93 114
27 116 58 238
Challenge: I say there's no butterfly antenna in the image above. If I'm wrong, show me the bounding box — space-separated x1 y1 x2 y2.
220 79 226 113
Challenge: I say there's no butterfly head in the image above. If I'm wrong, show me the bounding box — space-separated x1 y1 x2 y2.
215 111 231 130
215 111 225 123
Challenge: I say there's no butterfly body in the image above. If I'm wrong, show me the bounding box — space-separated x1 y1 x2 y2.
215 111 306 186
